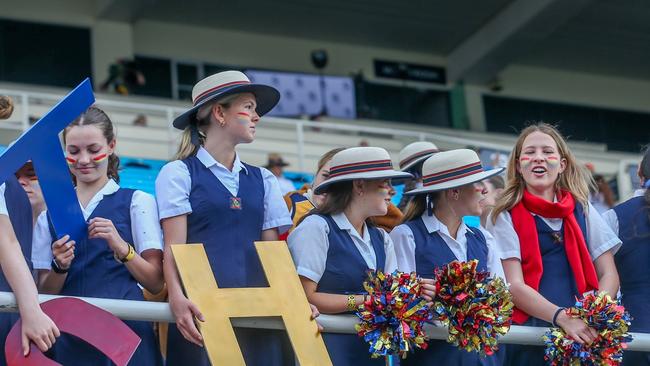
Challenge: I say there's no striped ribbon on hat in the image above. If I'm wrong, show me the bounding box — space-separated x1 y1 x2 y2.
193 80 251 106
400 149 439 168
422 161 483 186
329 159 393 178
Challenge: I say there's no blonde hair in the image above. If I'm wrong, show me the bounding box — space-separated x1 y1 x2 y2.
316 147 346 175
173 94 244 161
491 122 594 224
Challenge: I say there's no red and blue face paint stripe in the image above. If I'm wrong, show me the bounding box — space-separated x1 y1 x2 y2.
329 159 393 178
423 161 483 186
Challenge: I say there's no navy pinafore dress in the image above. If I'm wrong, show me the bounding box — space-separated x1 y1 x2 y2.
316 214 387 366
613 196 650 365
504 204 587 366
0 177 32 366
401 217 501 366
165 156 293 366
46 188 162 366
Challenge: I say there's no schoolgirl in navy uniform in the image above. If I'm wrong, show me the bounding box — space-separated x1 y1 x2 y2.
155 71 294 366
602 146 650 365
288 146 436 366
487 123 620 366
0 96 59 363
32 106 164 365
391 149 505 366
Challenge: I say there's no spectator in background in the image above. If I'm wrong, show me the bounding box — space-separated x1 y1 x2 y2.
133 114 148 127
15 161 46 227
0 96 14 119
266 153 295 194
99 59 146 96
585 163 615 213
358 139 369 147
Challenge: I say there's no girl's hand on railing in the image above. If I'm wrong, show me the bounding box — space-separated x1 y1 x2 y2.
169 292 205 346
51 235 75 270
556 311 598 345
309 304 323 332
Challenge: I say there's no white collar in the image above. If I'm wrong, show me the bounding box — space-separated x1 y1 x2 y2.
421 212 470 240
332 212 370 242
196 146 248 175
81 179 119 210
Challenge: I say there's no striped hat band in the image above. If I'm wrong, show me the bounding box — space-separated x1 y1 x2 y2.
329 159 394 178
422 161 483 186
400 149 439 168
193 80 251 106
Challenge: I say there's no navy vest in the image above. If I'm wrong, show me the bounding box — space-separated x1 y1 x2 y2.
50 189 143 300
1 177 33 291
405 216 488 279
613 196 650 332
316 214 386 295
46 188 162 366
183 156 266 288
314 214 388 366
520 203 588 327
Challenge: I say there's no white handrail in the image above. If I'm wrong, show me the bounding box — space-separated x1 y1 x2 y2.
0 292 648 351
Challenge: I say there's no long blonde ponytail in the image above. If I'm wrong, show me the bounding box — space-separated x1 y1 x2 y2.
172 94 242 161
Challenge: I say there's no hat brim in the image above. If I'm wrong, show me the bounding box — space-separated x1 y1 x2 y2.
399 154 434 172
172 84 280 130
313 170 413 195
404 167 505 195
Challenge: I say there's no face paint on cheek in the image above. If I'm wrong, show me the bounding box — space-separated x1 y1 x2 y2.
547 156 560 168
519 156 532 168
236 112 250 125
66 156 77 166
92 153 108 165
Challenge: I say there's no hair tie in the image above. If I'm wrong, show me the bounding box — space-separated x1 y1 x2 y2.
426 194 434 216
190 124 201 146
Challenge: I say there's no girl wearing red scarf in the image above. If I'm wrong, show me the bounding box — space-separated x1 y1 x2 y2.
487 123 620 366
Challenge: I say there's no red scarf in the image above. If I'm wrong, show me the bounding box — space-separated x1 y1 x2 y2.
510 189 598 324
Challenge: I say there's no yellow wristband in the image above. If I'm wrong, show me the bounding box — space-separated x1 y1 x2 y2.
115 244 135 263
346 295 357 312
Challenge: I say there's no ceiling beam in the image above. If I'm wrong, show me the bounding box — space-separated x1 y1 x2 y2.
447 0 595 84
95 0 155 22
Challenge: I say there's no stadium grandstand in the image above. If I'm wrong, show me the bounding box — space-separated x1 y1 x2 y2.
0 0 650 366
1 0 649 202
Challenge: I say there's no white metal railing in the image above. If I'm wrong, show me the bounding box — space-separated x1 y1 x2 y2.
0 292 649 351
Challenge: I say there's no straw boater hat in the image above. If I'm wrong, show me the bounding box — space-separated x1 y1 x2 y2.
398 141 439 172
313 147 412 195
172 70 280 130
405 149 504 195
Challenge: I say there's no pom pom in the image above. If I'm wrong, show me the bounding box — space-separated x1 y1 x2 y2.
355 270 433 359
543 292 633 366
432 260 514 356
0 96 14 120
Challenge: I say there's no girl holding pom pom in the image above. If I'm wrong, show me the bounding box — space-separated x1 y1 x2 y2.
603 145 650 365
288 147 436 365
487 123 620 366
391 148 506 365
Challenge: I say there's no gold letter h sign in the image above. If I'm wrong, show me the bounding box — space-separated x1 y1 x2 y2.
172 241 332 365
